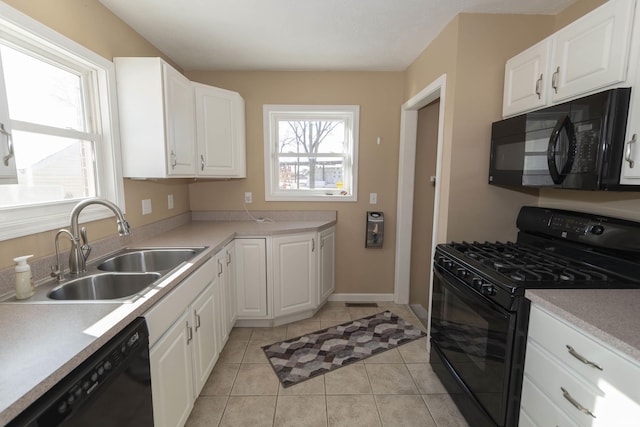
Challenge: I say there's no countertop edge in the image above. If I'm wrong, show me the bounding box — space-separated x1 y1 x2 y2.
526 289 640 364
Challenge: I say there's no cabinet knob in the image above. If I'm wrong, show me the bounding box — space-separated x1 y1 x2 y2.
551 66 560 94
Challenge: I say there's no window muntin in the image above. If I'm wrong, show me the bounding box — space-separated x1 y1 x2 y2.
264 105 358 201
0 2 124 240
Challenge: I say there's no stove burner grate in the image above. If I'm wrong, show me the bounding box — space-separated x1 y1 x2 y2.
451 241 610 284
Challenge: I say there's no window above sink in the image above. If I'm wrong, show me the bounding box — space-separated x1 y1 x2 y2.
0 3 124 240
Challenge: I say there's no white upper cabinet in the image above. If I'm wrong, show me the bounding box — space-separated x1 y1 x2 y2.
194 82 246 178
503 39 551 117
503 0 635 117
0 51 16 184
114 57 196 178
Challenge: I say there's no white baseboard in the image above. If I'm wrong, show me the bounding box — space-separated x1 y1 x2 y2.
328 293 394 302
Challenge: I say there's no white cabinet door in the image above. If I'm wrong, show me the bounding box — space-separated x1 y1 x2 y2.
272 233 317 317
0 51 16 184
114 57 196 178
318 227 335 304
503 39 550 117
190 283 218 397
163 63 196 176
549 0 634 103
194 82 246 178
224 241 237 329
235 238 268 318
150 311 194 427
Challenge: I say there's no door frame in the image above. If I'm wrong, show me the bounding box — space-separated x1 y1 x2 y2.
394 74 447 304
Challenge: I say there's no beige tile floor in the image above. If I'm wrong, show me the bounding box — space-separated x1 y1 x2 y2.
185 302 470 427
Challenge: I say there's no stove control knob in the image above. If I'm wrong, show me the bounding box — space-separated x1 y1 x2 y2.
472 277 484 289
590 225 605 235
442 259 453 269
481 284 496 296
457 268 468 278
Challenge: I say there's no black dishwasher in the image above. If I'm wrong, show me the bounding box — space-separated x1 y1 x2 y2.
8 317 154 427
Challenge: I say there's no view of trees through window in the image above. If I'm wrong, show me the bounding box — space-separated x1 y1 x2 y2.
277 119 346 191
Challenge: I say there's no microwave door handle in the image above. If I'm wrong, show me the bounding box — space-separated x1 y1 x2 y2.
547 115 575 184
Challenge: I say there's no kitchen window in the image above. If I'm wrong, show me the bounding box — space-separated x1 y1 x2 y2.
263 105 359 201
0 4 123 240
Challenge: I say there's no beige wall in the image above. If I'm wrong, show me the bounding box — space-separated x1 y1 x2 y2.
185 71 404 295
404 14 553 244
0 0 190 270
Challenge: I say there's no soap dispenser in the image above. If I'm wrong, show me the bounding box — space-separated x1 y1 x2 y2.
14 255 34 299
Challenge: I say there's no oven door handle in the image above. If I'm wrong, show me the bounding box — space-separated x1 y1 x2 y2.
547 115 577 185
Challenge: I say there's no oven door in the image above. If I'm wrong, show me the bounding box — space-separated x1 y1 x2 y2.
430 266 521 427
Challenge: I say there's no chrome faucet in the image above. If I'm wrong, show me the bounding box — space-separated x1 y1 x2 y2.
51 229 74 281
67 198 131 275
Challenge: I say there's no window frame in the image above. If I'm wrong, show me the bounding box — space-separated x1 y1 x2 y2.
263 104 359 202
0 3 125 240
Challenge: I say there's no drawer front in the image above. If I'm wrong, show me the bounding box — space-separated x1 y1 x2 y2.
528 305 640 402
520 376 579 427
145 256 216 346
525 339 640 427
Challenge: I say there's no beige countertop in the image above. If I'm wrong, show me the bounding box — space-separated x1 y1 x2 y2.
0 217 335 425
526 289 640 364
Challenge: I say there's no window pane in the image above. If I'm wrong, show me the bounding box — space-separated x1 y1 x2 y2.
277 120 346 154
0 131 96 207
278 156 345 191
1 45 86 131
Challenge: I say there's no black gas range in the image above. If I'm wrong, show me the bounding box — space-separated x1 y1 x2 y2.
429 206 640 427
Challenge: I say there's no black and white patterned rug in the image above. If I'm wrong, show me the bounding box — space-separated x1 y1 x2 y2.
262 310 426 387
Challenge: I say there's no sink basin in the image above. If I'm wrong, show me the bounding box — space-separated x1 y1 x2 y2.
48 272 161 300
97 248 201 272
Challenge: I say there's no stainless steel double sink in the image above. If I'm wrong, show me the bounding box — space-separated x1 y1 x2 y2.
9 247 206 303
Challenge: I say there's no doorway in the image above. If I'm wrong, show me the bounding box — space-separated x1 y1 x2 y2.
409 100 439 325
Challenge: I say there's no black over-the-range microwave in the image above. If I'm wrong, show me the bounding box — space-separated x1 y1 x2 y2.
488 88 639 190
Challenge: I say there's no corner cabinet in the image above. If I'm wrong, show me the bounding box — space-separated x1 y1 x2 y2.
520 304 640 427
503 0 635 117
114 57 246 179
194 83 246 178
271 232 317 317
114 57 196 178
318 227 336 304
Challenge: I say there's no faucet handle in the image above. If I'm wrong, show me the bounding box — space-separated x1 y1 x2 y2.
50 264 64 281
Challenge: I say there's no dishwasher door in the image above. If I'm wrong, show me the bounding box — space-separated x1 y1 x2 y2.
8 317 154 427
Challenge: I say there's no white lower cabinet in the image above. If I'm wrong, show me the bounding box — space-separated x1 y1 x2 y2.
521 304 640 426
318 227 336 305
216 241 237 345
272 232 317 317
145 257 220 427
235 238 268 318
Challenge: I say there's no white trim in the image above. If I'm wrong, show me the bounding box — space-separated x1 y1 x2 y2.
263 104 359 202
0 2 125 239
393 75 447 319
328 293 394 302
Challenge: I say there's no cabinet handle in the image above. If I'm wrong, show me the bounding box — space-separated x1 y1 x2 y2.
625 134 636 169
186 321 193 344
566 345 603 370
551 66 560 94
170 150 177 169
195 311 201 331
1 123 14 167
561 387 596 418
312 238 315 252
226 250 231 265
200 154 205 171
217 259 223 276
535 74 543 99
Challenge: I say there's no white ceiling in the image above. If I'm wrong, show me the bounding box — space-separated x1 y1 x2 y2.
99 0 576 71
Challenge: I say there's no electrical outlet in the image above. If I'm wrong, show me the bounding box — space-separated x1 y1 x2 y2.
369 192 378 204
244 192 253 203
142 199 152 215
168 194 174 210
